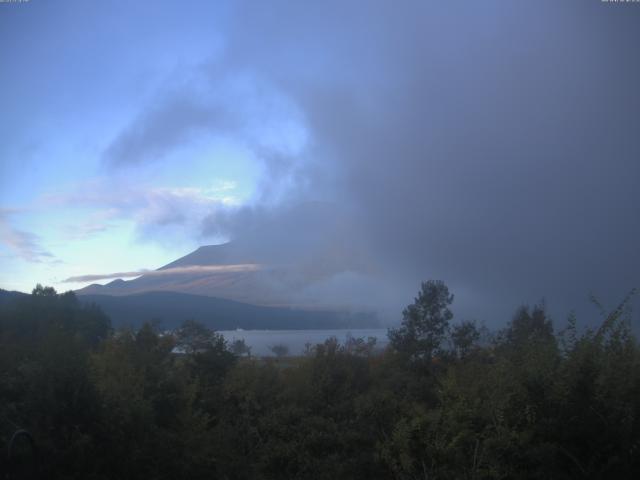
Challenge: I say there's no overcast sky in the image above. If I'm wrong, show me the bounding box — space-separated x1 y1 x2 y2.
1 0 638 325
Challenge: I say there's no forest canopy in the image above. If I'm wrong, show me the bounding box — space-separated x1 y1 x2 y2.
0 282 638 479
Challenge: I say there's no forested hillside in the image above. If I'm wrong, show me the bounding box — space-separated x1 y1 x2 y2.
1 282 638 479
79 291 375 330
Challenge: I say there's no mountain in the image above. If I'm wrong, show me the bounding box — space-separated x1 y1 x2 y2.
75 223 379 328
80 291 375 330
76 243 267 301
76 241 367 309
76 201 374 309
76 252 293 306
0 289 28 305
159 242 247 270
0 288 376 330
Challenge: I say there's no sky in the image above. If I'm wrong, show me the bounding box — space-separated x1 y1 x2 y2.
1 0 639 326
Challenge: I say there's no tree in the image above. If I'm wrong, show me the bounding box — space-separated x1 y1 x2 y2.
175 319 220 354
269 343 289 358
230 338 251 357
502 303 554 348
32 283 57 296
344 334 378 357
450 320 480 359
388 280 454 362
173 320 235 400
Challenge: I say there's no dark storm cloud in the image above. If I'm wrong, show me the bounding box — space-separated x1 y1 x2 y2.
105 0 640 323
219 0 640 322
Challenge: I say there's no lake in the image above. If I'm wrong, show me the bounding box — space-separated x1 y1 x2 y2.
218 328 389 356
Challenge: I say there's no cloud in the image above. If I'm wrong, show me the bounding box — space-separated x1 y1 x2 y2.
0 209 55 263
103 94 233 167
47 182 237 246
193 0 640 323
102 69 308 173
62 263 262 283
51 1 640 324
63 208 120 241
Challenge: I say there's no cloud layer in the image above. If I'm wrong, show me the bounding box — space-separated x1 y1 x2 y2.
60 1 640 324
63 263 262 283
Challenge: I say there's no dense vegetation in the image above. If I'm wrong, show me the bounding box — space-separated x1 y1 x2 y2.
1 282 638 479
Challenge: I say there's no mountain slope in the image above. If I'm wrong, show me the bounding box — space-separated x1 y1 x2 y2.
76 202 373 309
0 289 28 305
80 291 376 330
76 241 360 308
76 260 291 306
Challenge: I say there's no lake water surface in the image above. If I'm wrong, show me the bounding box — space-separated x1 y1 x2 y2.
218 328 389 356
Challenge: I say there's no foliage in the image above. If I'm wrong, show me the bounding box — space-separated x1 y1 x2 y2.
230 338 252 357
388 280 454 363
450 320 481 359
269 343 290 358
0 283 639 479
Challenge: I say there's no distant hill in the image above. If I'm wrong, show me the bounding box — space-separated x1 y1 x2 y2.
80 291 377 330
0 289 28 305
0 288 377 330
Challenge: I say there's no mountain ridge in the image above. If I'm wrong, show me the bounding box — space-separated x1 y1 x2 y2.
69 291 377 330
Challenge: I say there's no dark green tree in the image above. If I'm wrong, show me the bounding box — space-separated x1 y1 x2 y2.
269 343 289 358
450 320 480 359
32 283 57 296
230 338 251 357
175 319 220 354
388 280 454 362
